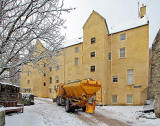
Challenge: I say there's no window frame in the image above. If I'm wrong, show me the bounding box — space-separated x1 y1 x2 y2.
49 67 52 72
90 52 95 57
90 65 95 72
112 95 118 104
49 77 52 84
108 52 111 60
56 76 59 83
75 57 79 66
56 65 59 70
127 94 133 104
75 47 79 53
120 33 126 41
44 63 46 67
112 76 118 83
91 37 96 44
127 69 134 85
120 48 126 58
27 80 30 84
49 88 52 93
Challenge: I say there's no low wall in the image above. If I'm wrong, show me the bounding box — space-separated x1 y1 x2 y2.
154 94 160 118
0 109 5 126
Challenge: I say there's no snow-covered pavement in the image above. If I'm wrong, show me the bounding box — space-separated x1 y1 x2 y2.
5 98 160 126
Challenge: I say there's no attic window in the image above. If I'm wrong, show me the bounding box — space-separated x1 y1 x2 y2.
91 37 96 44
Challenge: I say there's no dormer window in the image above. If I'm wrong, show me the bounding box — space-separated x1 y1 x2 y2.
91 37 96 44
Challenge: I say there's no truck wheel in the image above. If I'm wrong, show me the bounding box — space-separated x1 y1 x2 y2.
71 108 75 113
65 99 70 112
56 96 60 106
82 106 86 112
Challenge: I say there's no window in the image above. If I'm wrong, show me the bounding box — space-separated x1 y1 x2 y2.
90 66 95 72
120 33 126 41
27 71 30 76
120 48 125 58
75 58 79 65
27 80 30 84
28 88 31 92
49 88 52 93
128 69 134 85
90 52 95 57
127 95 133 104
91 37 96 44
50 77 52 84
75 47 79 53
44 63 46 67
56 65 59 70
112 95 117 104
112 76 118 83
108 52 111 60
44 82 46 86
56 76 59 83
49 67 52 72
23 88 31 93
43 73 46 77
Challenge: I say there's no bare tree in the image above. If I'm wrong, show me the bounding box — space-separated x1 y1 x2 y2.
0 0 73 81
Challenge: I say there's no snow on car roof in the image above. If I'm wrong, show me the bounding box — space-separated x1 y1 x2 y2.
109 17 148 34
62 37 83 48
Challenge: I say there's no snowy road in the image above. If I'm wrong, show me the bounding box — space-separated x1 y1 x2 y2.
5 98 160 126
5 98 128 126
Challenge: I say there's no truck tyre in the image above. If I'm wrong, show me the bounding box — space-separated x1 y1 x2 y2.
65 99 70 112
71 108 75 113
82 106 86 112
56 96 61 106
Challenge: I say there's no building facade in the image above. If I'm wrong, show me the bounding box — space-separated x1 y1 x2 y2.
20 10 149 105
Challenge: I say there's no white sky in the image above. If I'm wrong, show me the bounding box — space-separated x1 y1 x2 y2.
62 0 160 47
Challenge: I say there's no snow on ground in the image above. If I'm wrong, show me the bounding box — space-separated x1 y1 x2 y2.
96 106 160 126
5 98 88 126
5 98 160 126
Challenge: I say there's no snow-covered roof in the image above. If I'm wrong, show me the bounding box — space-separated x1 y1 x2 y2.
61 14 148 48
62 37 83 48
109 17 148 34
0 106 5 112
0 81 20 88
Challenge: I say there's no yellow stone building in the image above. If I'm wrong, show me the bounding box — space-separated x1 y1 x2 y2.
20 10 149 105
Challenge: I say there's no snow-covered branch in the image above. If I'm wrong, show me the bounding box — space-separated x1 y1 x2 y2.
0 0 73 80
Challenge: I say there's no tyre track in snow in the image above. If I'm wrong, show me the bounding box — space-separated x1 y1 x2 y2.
37 98 129 126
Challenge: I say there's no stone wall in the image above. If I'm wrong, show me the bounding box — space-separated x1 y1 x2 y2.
154 94 160 118
148 29 160 99
0 110 5 126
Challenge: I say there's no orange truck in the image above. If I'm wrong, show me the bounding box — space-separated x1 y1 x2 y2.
55 79 102 113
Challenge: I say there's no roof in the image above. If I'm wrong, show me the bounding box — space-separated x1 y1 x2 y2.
61 11 149 48
62 37 83 48
0 81 20 88
109 17 149 34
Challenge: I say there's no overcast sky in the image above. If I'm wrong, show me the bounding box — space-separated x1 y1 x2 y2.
62 0 160 47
